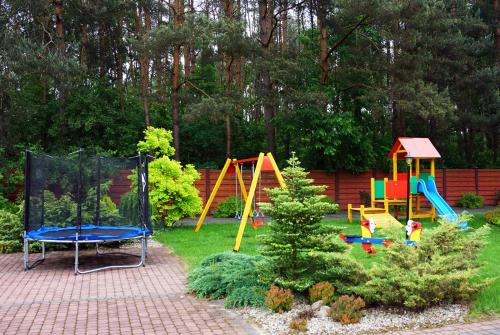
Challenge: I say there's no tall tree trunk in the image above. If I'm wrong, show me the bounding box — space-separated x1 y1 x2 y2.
54 0 66 134
135 5 151 127
317 0 328 84
495 0 500 65
281 0 288 51
258 0 276 156
54 0 64 52
450 0 457 18
172 45 181 160
98 21 106 76
80 25 89 70
172 0 184 160
224 0 234 157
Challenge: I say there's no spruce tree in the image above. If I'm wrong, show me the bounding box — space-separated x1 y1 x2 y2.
259 154 366 292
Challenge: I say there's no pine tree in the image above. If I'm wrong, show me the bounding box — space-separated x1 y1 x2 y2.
259 154 366 292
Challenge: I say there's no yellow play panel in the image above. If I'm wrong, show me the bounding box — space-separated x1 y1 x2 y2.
362 213 401 228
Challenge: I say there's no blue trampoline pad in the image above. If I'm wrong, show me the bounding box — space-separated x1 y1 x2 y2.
26 224 152 242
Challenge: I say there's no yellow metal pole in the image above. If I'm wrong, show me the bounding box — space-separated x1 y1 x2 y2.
266 152 285 188
430 159 436 220
383 177 389 213
347 203 352 223
416 159 420 214
409 161 413 219
194 158 231 232
393 153 398 181
235 163 249 201
233 153 265 252
370 178 375 207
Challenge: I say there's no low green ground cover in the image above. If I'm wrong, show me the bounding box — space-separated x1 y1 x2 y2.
154 214 499 316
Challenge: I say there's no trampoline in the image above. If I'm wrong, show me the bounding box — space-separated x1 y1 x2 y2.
23 150 152 274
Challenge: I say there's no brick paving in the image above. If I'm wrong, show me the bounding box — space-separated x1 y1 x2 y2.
0 246 260 335
0 245 499 335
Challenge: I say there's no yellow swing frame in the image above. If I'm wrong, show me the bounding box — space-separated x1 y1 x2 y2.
194 152 285 252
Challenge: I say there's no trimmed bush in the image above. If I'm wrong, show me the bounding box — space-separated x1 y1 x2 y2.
309 282 335 305
289 318 308 332
362 216 491 310
212 196 243 218
0 208 23 253
265 285 294 313
135 127 203 226
265 285 293 313
485 207 500 226
329 295 365 324
456 193 484 209
188 253 266 308
321 197 340 214
0 196 18 213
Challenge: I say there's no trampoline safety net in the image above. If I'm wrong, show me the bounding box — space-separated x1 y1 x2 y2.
24 151 152 241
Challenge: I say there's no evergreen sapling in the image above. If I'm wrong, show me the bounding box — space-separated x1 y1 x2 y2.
259 154 366 292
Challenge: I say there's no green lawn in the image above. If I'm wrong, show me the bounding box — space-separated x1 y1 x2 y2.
154 214 499 316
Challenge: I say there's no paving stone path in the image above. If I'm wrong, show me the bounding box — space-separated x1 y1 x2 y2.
0 246 259 335
0 245 498 335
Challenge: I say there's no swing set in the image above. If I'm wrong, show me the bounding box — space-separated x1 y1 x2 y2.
194 152 285 252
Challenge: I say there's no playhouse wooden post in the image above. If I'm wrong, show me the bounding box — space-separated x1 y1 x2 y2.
393 153 398 181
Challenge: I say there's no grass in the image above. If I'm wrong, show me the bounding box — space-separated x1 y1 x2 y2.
154 213 500 316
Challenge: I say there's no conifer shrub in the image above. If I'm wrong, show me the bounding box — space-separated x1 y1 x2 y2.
456 193 484 208
362 215 491 310
484 207 500 226
265 285 294 313
329 295 365 324
309 282 335 305
259 154 367 292
212 196 243 218
188 253 266 308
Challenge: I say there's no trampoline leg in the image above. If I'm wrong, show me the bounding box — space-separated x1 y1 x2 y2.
141 236 146 267
95 243 99 256
23 236 28 271
23 232 46 270
74 240 79 275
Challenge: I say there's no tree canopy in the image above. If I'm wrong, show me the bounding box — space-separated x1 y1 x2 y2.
0 0 498 172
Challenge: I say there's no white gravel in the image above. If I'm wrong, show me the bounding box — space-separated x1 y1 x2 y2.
236 302 468 335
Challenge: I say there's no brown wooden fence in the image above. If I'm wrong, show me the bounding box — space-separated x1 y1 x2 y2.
109 168 500 211
191 168 500 211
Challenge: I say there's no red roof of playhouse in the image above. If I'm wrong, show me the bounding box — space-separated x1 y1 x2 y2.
388 137 441 159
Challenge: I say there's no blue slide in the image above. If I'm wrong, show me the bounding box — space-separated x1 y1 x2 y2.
417 179 467 229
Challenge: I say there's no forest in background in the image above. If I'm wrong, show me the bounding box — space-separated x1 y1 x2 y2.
0 0 498 173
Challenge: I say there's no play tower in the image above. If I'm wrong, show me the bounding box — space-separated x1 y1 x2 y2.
348 138 461 227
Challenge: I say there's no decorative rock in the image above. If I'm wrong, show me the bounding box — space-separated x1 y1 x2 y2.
236 303 469 335
311 300 323 311
317 306 331 318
